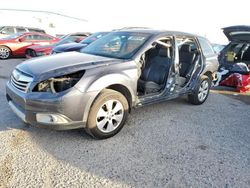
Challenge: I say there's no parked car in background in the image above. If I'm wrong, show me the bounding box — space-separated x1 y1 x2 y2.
218 25 250 70
6 29 219 139
52 32 108 54
25 32 91 58
0 26 46 39
0 32 59 59
55 34 66 38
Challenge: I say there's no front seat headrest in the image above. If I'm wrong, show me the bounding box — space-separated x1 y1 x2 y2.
180 44 191 53
158 48 169 57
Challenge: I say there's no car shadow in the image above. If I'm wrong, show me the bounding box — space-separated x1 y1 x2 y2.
2 93 250 186
17 96 204 186
211 87 250 105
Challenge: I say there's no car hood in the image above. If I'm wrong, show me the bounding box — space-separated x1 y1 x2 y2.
223 25 250 42
53 43 88 52
16 52 124 81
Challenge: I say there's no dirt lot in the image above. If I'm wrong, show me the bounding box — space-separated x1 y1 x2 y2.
0 59 250 188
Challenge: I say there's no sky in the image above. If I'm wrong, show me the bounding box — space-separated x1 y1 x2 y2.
1 0 250 44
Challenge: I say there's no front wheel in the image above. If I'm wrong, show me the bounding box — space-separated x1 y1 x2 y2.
188 75 211 105
86 89 129 139
0 46 11 59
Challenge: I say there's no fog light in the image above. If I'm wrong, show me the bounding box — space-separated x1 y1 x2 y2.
36 113 69 124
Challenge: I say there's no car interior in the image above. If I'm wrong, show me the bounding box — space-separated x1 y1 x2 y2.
223 43 250 68
137 38 172 95
177 37 200 87
137 37 200 96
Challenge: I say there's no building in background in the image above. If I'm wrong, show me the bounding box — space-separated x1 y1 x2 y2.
0 9 91 36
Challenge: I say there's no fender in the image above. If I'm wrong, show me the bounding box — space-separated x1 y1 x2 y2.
86 72 137 101
79 71 137 124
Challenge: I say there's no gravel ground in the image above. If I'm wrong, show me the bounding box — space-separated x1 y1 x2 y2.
0 59 250 188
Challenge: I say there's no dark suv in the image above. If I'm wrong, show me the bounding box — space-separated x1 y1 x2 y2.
6 29 219 139
52 32 108 54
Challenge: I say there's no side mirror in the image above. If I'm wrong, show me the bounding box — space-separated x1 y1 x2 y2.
18 38 25 42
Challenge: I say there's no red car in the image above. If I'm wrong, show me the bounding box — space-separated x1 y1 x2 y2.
0 32 59 59
25 32 91 58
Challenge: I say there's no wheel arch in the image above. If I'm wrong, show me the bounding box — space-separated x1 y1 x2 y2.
81 77 136 123
25 48 33 53
203 71 213 81
106 84 133 112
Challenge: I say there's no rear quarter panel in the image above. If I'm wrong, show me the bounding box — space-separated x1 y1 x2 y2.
202 54 219 76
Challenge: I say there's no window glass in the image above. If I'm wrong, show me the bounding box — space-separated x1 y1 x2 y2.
16 27 26 33
176 37 198 52
23 35 35 40
38 35 53 40
80 32 108 44
2 27 15 34
28 28 45 33
2 33 23 39
24 34 52 41
55 36 79 46
81 32 151 59
198 37 215 56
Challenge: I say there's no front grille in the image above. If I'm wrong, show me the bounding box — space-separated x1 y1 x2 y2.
10 70 33 93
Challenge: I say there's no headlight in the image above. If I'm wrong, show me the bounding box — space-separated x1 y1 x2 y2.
33 70 85 93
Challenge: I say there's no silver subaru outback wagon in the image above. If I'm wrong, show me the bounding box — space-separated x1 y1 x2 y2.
6 29 219 139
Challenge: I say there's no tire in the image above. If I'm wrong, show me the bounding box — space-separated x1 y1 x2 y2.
188 75 211 105
86 89 129 139
25 49 37 58
0 46 11 59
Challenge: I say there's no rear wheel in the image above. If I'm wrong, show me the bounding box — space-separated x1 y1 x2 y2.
25 49 37 58
0 46 11 59
86 89 129 139
188 75 211 105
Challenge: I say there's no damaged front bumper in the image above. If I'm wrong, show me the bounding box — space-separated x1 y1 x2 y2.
6 81 95 130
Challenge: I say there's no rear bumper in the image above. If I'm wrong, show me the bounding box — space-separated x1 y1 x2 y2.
6 81 92 130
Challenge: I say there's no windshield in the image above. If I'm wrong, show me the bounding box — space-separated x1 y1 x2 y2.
80 32 108 44
54 35 82 46
2 32 24 40
81 32 151 59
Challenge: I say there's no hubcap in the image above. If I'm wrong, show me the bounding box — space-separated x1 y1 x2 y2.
0 47 10 59
96 100 124 133
198 80 209 102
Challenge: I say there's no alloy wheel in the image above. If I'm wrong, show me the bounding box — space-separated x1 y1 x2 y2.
0 47 10 59
198 80 209 102
96 99 124 133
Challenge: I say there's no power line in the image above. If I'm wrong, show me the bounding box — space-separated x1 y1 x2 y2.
0 8 88 22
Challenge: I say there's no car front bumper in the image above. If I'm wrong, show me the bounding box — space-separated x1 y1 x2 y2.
6 81 96 130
